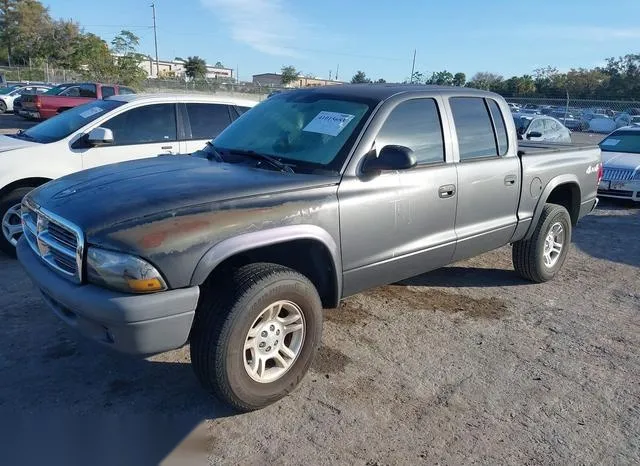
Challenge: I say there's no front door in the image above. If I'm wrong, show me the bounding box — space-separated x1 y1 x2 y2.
447 96 520 261
81 103 182 169
339 97 458 297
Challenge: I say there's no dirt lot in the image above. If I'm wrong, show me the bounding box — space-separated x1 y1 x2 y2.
0 113 638 465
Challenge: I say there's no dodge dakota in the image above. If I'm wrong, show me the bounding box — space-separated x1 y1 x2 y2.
18 84 601 411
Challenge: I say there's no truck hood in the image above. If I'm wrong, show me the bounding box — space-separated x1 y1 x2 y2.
0 134 41 152
601 151 640 171
28 155 340 236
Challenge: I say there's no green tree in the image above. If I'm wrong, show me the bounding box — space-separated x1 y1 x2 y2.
428 70 454 85
0 0 19 65
214 61 224 68
184 56 207 80
467 72 504 91
453 72 466 87
280 65 298 85
376 78 386 83
351 70 371 84
408 70 425 84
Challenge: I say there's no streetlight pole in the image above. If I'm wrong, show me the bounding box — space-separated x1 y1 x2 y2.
410 49 416 83
151 3 159 77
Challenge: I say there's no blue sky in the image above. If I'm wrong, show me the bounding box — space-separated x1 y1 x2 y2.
45 0 640 83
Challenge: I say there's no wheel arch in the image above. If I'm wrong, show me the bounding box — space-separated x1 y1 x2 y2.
0 177 52 201
190 225 342 309
524 175 581 241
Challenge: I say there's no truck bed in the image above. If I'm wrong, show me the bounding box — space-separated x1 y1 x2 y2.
517 141 600 156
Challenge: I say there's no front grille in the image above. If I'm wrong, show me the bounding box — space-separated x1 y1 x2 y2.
597 189 634 197
21 200 84 283
602 168 636 181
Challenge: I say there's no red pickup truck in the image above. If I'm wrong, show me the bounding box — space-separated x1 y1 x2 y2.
20 82 135 120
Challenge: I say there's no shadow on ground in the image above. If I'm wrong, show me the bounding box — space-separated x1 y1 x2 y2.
398 266 529 288
573 200 640 268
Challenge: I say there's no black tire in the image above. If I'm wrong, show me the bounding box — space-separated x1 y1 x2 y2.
0 101 6 113
0 187 34 258
512 203 572 283
190 263 323 411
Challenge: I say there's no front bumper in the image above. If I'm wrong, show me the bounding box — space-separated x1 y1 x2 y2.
597 179 640 202
17 237 200 355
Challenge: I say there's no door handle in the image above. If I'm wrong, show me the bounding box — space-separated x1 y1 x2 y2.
504 175 517 186
161 145 174 150
438 184 456 198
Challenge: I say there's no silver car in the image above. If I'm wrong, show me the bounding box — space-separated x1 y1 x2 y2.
513 114 572 143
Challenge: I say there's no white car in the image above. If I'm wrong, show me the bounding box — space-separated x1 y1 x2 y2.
0 85 51 113
0 93 257 255
597 126 640 202
512 114 572 143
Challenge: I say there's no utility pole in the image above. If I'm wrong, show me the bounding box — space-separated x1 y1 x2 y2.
336 64 339 81
410 49 416 83
329 70 332 81
151 3 159 77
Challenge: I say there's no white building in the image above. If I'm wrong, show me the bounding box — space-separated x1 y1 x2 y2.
138 56 234 80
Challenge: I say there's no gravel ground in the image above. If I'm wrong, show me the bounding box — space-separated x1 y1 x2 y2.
1 112 638 465
1 201 638 465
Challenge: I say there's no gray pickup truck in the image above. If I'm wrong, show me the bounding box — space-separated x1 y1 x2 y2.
17 85 601 411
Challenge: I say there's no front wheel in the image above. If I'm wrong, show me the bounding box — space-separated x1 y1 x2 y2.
512 203 572 283
0 101 7 113
190 263 323 411
0 187 34 258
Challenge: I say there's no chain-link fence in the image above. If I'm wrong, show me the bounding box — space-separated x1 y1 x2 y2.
0 65 81 84
140 79 273 101
504 97 640 132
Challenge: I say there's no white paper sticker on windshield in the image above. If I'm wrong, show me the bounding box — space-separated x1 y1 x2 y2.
79 107 105 119
601 139 620 146
303 111 355 137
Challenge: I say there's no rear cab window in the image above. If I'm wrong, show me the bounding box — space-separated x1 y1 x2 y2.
101 86 116 99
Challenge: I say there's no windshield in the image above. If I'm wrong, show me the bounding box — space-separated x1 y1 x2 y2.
213 92 375 172
43 84 73 95
20 100 124 143
599 131 640 154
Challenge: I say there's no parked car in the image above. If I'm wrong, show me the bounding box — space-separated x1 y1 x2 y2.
550 110 586 131
615 112 640 128
597 126 640 202
22 82 136 120
0 83 23 95
18 83 74 119
16 85 601 411
513 114 572 143
507 102 521 112
0 93 256 255
0 85 51 113
587 116 617 134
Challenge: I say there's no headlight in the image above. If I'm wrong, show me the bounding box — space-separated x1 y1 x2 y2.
86 247 167 293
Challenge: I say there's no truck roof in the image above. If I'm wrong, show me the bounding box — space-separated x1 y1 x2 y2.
283 83 499 102
107 92 259 107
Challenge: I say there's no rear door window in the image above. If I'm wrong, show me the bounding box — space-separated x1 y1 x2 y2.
450 97 499 160
185 103 233 139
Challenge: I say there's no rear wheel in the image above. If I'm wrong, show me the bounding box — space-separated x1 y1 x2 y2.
512 203 572 283
0 187 34 258
190 263 323 411
0 101 6 113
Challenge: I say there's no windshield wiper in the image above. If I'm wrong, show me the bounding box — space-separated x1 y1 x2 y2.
223 148 294 173
203 141 225 162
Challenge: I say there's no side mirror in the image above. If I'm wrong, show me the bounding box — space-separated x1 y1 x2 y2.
362 145 417 174
527 131 542 139
86 127 114 147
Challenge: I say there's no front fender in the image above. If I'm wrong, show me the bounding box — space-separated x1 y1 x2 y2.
190 224 342 298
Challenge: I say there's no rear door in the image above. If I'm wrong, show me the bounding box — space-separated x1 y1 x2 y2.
448 96 520 261
81 103 180 169
181 102 235 153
